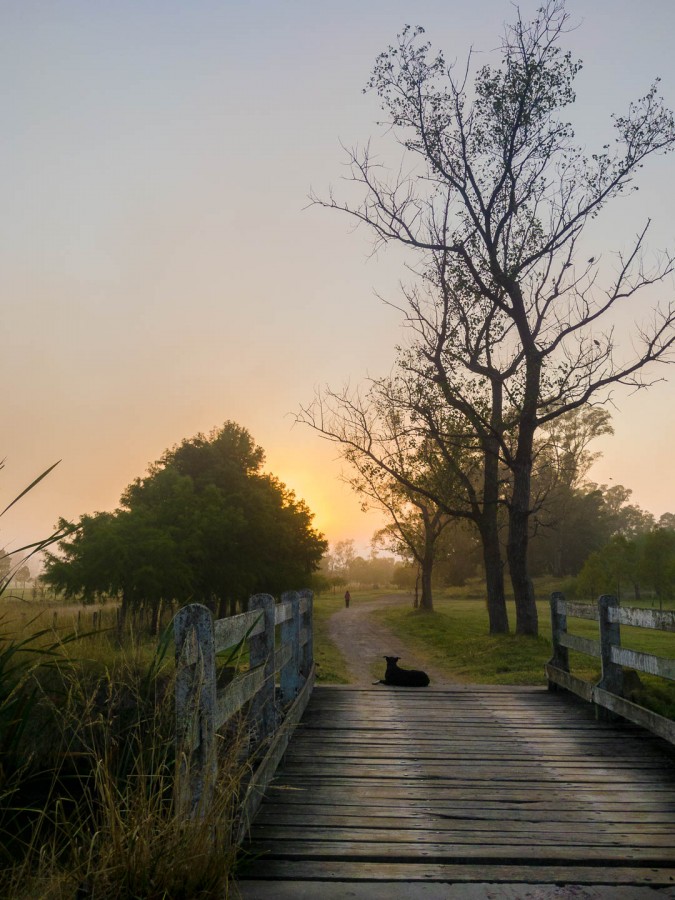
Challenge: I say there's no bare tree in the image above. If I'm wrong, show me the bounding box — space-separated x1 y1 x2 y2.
298 369 511 631
312 1 675 633
346 441 453 612
372 495 448 612
15 565 31 587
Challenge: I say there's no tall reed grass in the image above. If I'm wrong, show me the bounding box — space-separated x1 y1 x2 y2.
0 617 250 898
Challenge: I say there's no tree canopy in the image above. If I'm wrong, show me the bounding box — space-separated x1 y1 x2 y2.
577 525 675 608
44 422 326 619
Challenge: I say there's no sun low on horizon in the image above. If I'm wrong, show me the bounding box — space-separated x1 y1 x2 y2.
2 0 675 564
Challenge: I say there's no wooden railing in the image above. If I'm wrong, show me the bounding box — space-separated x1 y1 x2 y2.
546 591 675 744
173 589 314 834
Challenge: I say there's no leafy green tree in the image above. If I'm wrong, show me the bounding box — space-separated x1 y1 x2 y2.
44 423 326 624
576 533 641 601
639 528 675 608
433 519 482 587
373 496 449 611
15 566 31 586
529 485 600 578
528 408 613 577
330 540 356 576
392 564 417 591
576 524 675 605
347 554 397 588
658 513 675 530
576 548 614 600
0 549 12 585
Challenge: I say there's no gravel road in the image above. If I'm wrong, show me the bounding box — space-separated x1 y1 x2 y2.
326 593 455 685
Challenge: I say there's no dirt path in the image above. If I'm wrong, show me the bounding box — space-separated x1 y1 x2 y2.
326 593 455 685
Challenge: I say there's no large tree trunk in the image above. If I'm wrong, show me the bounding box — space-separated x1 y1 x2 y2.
508 420 539 636
507 502 538 634
481 518 509 633
117 588 129 640
480 382 509 633
418 510 434 611
419 553 434 611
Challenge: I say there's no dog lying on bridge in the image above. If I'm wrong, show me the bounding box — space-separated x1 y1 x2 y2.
374 656 430 687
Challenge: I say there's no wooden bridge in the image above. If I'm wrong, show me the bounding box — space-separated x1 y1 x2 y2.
237 683 675 895
173 592 675 895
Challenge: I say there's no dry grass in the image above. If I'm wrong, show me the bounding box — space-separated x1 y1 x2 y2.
0 616 250 899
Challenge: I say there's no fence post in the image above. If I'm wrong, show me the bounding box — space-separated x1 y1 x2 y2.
299 588 313 677
280 591 301 705
548 592 569 691
174 604 217 818
597 593 623 720
249 593 276 743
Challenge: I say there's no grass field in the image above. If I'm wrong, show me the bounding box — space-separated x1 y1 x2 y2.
0 598 246 897
4 584 673 693
369 589 675 718
309 581 675 719
312 591 351 684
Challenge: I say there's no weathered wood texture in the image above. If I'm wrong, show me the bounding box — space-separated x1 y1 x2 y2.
174 592 314 818
548 593 675 742
238 685 675 889
237 663 316 842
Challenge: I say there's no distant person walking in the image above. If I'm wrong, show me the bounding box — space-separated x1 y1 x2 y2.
344 590 351 609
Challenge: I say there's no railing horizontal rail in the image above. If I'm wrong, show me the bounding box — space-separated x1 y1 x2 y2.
174 589 314 821
608 607 675 631
559 600 599 621
214 608 264 653
559 632 601 658
547 591 674 745
610 646 675 680
593 687 675 744
215 665 266 731
544 664 594 702
274 602 293 625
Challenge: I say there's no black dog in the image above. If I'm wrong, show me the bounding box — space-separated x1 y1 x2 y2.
375 656 430 687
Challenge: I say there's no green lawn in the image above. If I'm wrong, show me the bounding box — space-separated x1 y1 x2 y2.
369 589 675 718
312 592 351 683
372 598 557 685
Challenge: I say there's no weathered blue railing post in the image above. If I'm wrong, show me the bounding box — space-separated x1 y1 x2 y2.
545 590 675 744
174 588 316 837
249 593 276 742
280 591 301 704
174 603 217 818
548 592 569 691
300 588 313 677
597 594 623 720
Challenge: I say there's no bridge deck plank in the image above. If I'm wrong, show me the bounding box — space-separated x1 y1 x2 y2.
238 685 675 888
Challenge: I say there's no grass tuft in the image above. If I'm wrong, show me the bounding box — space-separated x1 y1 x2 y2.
0 617 248 898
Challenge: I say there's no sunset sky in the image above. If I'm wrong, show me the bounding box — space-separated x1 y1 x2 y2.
2 0 675 563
